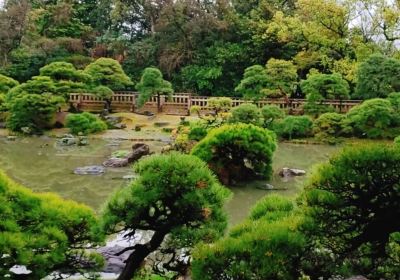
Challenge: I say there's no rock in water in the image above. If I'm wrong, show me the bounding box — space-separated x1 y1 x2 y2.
74 166 105 175
59 137 77 146
103 143 150 168
279 167 306 178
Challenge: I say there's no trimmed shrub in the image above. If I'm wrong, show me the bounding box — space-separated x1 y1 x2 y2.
273 116 313 139
0 171 103 279
101 153 231 279
6 93 64 133
66 112 107 135
229 103 263 126
261 105 285 128
301 145 400 279
192 195 308 280
342 98 400 139
313 112 345 143
191 123 277 184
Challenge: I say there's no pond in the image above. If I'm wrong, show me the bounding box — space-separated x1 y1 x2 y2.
0 136 340 224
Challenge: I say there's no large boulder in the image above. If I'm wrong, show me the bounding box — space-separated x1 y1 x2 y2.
103 143 150 168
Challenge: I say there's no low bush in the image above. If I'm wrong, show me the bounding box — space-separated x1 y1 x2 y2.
229 103 263 126
342 98 400 139
273 116 313 139
261 105 285 128
66 112 107 135
313 112 345 143
192 195 308 280
191 123 277 184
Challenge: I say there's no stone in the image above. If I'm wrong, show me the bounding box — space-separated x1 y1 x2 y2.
21 127 32 135
6 136 17 141
279 167 306 178
77 136 89 146
161 144 174 153
0 122 5 128
154 121 170 127
122 175 137 180
113 123 127 129
257 183 275 190
59 137 77 146
103 143 150 168
134 125 141 131
74 166 105 175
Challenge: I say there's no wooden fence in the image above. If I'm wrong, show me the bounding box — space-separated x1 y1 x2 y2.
69 92 362 115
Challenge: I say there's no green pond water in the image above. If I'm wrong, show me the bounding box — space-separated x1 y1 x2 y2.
0 136 340 224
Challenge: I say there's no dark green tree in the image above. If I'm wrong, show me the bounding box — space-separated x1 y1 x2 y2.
302 73 350 116
191 123 277 184
0 170 103 279
101 153 231 280
301 145 400 279
354 54 400 99
235 65 269 100
136 67 173 111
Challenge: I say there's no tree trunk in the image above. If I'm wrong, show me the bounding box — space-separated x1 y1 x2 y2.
117 231 167 280
157 93 161 112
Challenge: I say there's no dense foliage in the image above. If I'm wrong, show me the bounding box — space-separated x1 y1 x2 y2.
191 123 277 184
229 103 263 126
101 153 230 280
66 112 107 135
192 195 308 280
343 98 400 139
0 0 399 97
301 145 400 279
261 105 285 128
354 54 400 99
313 112 345 143
273 116 313 140
0 171 103 279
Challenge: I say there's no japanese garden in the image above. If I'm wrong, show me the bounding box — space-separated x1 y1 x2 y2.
0 0 399 280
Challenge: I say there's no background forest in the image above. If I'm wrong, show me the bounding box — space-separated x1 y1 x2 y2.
0 0 399 98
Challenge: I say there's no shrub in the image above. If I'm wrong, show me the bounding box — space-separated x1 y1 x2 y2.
273 116 313 139
395 136 400 147
0 171 103 279
261 105 285 128
188 120 209 141
229 103 263 126
313 113 345 142
301 145 400 279
0 74 19 95
388 92 400 112
66 112 107 135
6 93 64 133
191 123 277 184
192 195 308 280
101 153 231 279
342 98 400 139
263 58 298 98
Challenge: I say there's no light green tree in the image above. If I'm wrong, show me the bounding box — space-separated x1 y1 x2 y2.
136 67 174 111
101 153 230 280
235 65 269 100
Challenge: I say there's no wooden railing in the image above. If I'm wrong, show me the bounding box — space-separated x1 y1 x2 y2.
69 92 362 115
